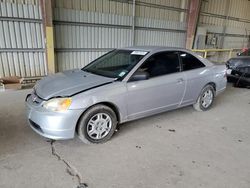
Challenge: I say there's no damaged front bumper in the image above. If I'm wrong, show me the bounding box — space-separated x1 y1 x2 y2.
227 68 250 87
25 93 83 140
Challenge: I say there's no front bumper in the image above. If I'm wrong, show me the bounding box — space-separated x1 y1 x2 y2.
226 68 238 82
26 94 83 140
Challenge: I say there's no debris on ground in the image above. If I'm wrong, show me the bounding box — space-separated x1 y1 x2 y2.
77 183 88 188
238 139 243 142
156 125 162 128
115 127 120 132
179 171 184 176
136 145 142 149
222 126 227 131
168 129 176 132
0 76 24 91
1 76 23 84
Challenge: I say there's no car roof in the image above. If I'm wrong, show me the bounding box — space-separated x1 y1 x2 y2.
121 46 214 67
119 46 213 67
119 46 188 52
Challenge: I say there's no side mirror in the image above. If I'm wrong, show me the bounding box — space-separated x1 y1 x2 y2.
130 71 149 82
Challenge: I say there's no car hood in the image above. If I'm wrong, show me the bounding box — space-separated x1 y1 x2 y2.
35 69 115 100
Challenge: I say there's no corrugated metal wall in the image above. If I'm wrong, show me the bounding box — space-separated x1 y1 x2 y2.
0 0 46 78
3 0 250 76
53 7 133 71
199 0 250 49
54 0 187 72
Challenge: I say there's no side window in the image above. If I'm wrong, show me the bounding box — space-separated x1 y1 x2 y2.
180 52 205 71
138 52 180 78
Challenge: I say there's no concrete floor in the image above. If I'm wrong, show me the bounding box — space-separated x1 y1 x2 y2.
0 85 250 188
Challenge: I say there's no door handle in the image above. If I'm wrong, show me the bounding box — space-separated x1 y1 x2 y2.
177 78 184 83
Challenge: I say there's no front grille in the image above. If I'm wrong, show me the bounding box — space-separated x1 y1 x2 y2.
29 119 43 133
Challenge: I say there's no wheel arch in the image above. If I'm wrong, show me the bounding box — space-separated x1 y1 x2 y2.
193 82 216 111
207 82 216 91
97 102 121 123
75 101 121 133
195 82 216 103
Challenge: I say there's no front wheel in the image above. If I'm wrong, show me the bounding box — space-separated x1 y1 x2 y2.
77 105 117 144
193 85 215 111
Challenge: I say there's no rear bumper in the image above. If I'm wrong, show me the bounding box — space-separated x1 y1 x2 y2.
26 94 83 140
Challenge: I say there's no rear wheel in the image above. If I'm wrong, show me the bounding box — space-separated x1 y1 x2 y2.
193 85 215 111
77 105 117 144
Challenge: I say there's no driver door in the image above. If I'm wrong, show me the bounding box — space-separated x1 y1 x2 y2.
126 51 186 120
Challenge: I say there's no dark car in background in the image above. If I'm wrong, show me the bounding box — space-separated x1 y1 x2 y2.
226 56 250 88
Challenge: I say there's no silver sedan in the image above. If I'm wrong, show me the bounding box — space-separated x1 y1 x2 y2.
26 46 227 144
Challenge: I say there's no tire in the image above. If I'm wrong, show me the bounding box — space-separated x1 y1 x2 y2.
193 85 215 111
77 104 118 144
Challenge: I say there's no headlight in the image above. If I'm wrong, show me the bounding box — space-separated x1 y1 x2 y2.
43 98 72 112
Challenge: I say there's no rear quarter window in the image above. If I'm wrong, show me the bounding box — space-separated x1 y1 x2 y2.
180 52 205 71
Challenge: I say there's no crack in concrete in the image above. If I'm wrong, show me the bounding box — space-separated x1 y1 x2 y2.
50 140 88 188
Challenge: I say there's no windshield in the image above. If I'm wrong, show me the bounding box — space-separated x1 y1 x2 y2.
82 49 148 79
